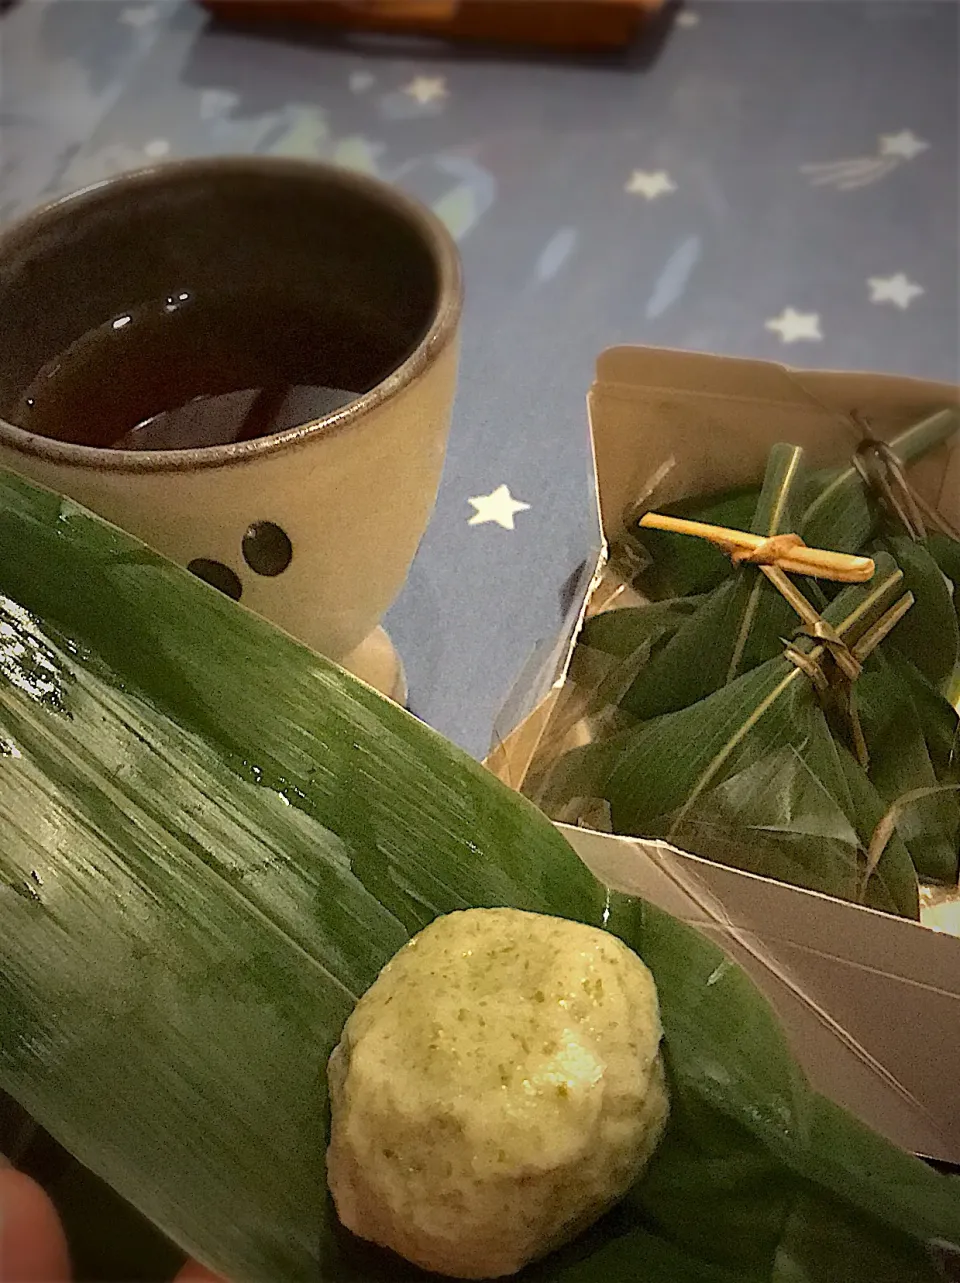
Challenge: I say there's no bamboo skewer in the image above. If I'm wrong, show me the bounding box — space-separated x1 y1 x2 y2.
638 512 875 583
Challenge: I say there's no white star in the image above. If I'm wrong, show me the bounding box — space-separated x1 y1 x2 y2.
144 139 171 159
676 10 700 26
625 170 677 200
467 484 531 531
879 130 929 161
403 76 447 106
350 71 375 93
765 307 822 343
868 272 924 309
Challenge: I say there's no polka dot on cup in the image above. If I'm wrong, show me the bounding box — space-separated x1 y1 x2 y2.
242 521 293 576
187 558 243 600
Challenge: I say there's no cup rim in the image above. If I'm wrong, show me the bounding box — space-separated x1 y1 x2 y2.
0 155 463 474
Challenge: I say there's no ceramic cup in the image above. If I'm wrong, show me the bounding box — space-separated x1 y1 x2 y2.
0 157 462 700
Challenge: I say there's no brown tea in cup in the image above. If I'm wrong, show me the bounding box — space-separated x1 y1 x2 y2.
0 159 444 452
10 288 365 450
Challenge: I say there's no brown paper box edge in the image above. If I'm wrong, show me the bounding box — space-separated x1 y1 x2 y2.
485 344 960 1164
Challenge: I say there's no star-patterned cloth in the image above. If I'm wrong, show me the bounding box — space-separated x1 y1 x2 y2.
0 0 955 761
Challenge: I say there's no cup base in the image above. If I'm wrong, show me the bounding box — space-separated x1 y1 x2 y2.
339 626 408 706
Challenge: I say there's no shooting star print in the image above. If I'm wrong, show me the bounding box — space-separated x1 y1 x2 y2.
801 130 929 191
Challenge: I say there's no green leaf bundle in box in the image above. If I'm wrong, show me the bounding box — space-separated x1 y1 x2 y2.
532 414 960 922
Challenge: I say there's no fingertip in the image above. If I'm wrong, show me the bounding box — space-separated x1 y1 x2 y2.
0 1168 70 1282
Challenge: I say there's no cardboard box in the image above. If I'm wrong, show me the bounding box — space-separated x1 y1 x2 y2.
486 347 960 1165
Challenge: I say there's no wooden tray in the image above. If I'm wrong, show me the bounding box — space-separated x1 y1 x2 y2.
199 0 665 52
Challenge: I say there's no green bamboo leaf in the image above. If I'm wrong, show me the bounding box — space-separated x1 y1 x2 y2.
832 749 921 917
771 1188 940 1283
629 1089 799 1277
615 579 746 718
663 735 917 919
727 445 811 680
601 560 921 915
857 654 960 885
607 693 917 918
608 661 806 830
621 446 814 721
801 408 959 553
635 486 761 599
801 466 875 557
661 744 866 903
885 651 960 781
0 472 957 1283
786 1093 960 1245
609 557 904 819
577 596 704 658
927 532 960 632
882 535 960 687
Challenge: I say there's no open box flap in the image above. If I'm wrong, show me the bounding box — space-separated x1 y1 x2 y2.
589 346 958 540
563 823 960 1163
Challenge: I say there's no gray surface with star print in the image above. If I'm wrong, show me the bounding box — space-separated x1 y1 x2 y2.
0 0 957 758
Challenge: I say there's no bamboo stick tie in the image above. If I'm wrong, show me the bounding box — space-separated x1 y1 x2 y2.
638 513 875 583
